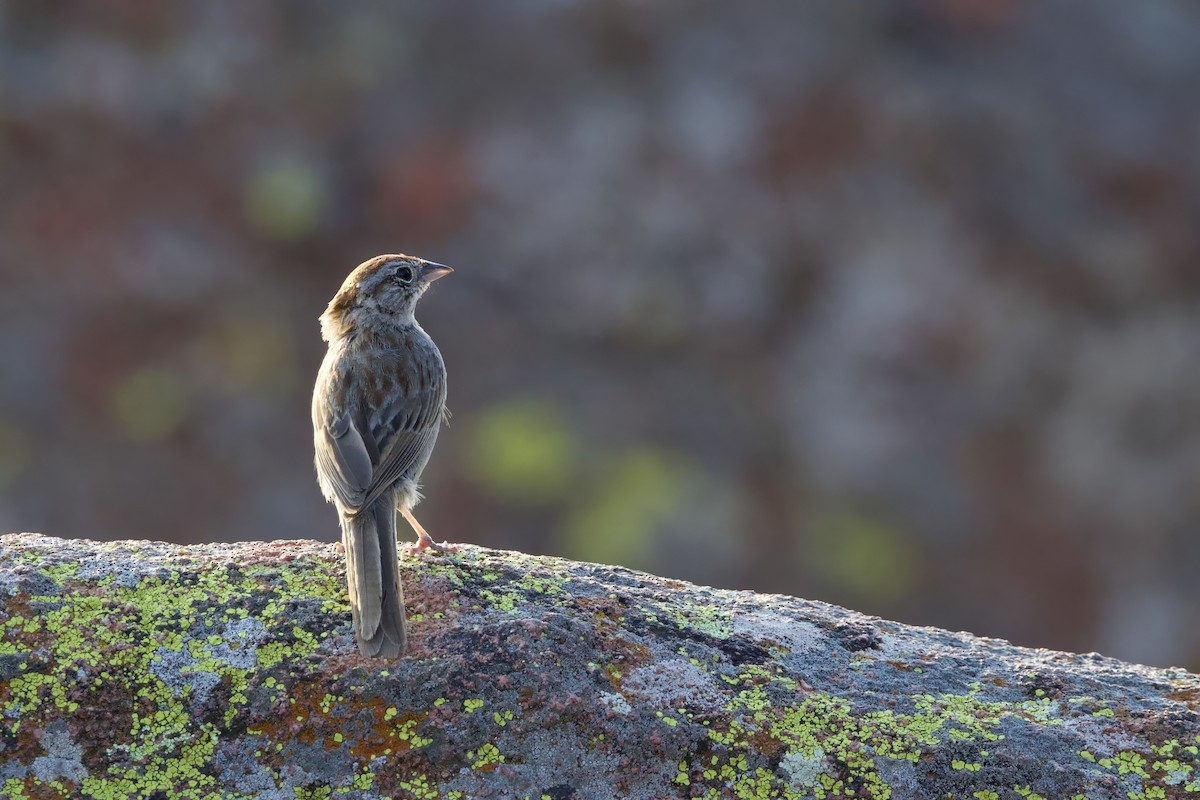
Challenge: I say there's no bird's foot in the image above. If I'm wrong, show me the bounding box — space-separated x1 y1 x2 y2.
403 532 459 555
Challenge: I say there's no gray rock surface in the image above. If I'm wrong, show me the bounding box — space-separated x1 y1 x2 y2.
1 533 1197 799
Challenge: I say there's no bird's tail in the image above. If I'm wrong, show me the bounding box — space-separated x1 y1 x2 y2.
341 493 406 657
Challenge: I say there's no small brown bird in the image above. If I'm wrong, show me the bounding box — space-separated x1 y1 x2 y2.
312 254 453 657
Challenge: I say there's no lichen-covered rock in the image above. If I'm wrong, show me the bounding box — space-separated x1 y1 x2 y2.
1 533 1198 800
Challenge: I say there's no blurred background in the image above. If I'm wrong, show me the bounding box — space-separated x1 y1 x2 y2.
1 2 1198 671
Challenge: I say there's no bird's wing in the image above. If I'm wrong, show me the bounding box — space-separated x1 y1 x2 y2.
314 337 445 515
358 345 446 510
315 409 373 511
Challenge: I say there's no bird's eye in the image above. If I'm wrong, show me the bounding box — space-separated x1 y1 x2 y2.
393 265 415 284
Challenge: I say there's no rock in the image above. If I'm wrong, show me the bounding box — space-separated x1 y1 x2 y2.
0 533 1197 799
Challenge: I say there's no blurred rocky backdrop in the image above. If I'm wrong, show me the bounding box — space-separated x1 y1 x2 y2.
1 1 1198 670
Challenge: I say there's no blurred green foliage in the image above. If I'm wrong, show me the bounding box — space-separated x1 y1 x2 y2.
0 421 27 487
108 366 189 442
804 506 917 604
464 398 698 569
464 399 576 504
563 447 692 569
209 311 298 395
242 158 325 242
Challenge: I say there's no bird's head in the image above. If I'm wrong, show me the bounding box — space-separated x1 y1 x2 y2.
321 254 453 340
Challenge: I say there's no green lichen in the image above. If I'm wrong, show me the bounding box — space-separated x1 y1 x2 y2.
516 571 569 598
0 553 348 799
467 742 505 770
5 537 1199 799
1 779 29 800
396 774 440 799
671 602 732 639
669 661 1195 799
440 548 577 619
479 588 522 614
396 716 434 748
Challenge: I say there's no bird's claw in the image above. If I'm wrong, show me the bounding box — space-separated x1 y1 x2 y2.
403 533 459 555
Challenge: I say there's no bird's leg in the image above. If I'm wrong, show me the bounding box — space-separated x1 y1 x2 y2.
400 507 459 553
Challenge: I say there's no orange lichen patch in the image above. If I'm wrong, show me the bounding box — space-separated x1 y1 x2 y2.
243 672 434 766
1167 686 1200 704
599 662 625 693
575 594 626 622
245 676 340 749
601 642 655 696
348 708 431 760
618 639 652 664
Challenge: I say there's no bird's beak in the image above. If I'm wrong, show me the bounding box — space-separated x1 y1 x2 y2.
419 261 454 283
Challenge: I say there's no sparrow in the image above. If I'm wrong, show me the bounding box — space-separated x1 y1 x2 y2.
312 253 453 657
